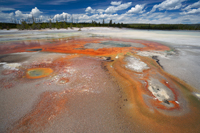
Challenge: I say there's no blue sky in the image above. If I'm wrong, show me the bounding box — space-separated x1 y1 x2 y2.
0 0 200 24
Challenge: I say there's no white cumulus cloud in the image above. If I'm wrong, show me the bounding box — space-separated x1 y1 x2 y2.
97 9 104 14
127 4 145 14
181 7 200 14
111 1 122 6
0 12 14 22
105 2 132 14
105 6 116 14
15 7 43 20
85 6 96 14
183 1 200 10
30 7 42 17
117 2 132 10
15 10 29 19
150 0 186 13
53 12 71 21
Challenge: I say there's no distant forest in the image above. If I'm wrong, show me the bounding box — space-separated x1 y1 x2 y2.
0 19 200 30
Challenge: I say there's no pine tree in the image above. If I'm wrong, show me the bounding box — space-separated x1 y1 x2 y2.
32 22 37 30
70 23 73 29
63 22 68 29
49 19 52 29
20 20 28 30
113 22 116 27
56 21 61 29
109 20 112 26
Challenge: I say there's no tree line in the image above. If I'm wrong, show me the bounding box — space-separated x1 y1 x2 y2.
124 23 200 30
0 19 200 30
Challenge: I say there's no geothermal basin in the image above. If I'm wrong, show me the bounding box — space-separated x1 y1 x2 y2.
0 28 200 133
